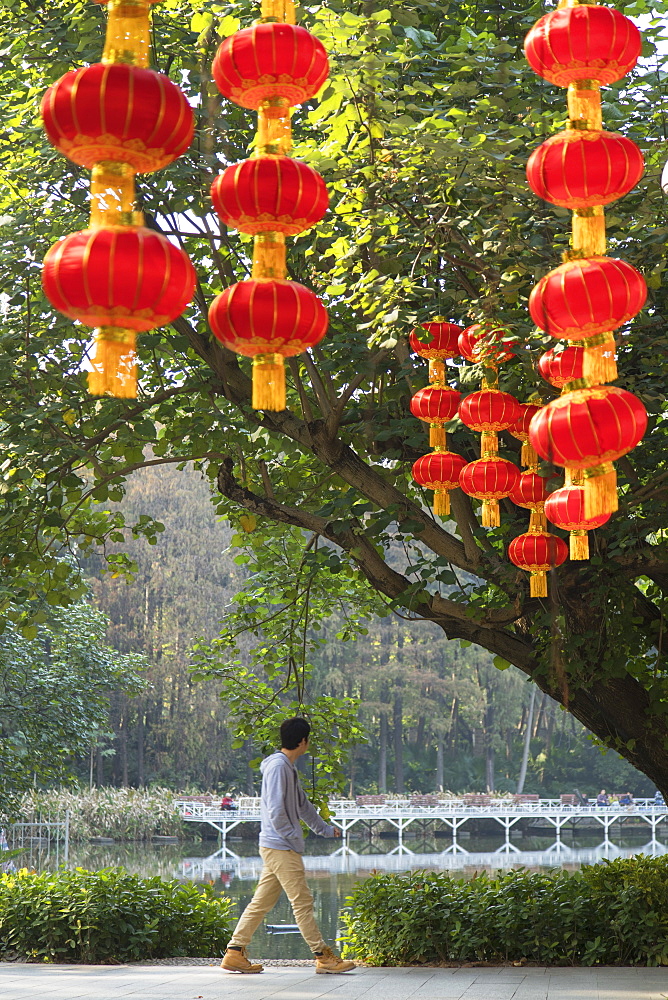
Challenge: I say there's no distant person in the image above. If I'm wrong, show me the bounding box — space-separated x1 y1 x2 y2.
596 789 609 806
220 717 355 976
220 795 237 811
654 790 665 807
619 791 633 807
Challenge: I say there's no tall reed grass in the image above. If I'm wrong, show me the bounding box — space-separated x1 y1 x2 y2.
18 788 184 842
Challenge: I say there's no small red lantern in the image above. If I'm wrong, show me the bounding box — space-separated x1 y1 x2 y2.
528 385 647 517
524 5 641 87
509 471 551 531
412 451 467 518
458 323 516 368
508 530 569 598
459 457 520 528
529 256 647 340
459 389 521 457
211 157 328 236
410 386 460 449
527 130 644 209
509 403 542 467
209 279 328 411
212 23 329 109
409 320 462 383
545 482 610 561
538 346 584 389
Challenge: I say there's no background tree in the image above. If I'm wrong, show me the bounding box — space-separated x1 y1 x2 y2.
0 0 667 793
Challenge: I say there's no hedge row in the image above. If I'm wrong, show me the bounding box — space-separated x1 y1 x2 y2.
342 856 668 967
0 868 232 963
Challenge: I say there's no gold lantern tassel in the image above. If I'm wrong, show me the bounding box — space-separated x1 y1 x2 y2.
88 328 137 398
429 359 445 385
522 441 538 467
433 489 450 517
571 206 606 258
570 530 590 561
529 507 547 532
252 232 287 280
481 430 498 457
90 161 137 228
430 424 446 449
257 100 292 156
252 353 286 410
530 570 547 599
567 80 602 132
582 331 617 385
584 462 617 519
481 499 500 528
260 0 296 23
102 0 152 68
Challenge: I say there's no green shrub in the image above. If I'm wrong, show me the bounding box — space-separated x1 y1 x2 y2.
0 867 232 963
342 856 668 967
18 788 184 842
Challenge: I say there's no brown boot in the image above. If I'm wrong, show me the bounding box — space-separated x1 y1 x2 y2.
220 946 264 973
314 945 355 974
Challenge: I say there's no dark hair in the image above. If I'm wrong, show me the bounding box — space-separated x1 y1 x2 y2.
280 717 311 750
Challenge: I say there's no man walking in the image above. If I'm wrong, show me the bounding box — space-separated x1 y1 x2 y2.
221 717 355 975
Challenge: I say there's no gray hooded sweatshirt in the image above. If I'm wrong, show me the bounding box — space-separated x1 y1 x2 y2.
258 751 334 853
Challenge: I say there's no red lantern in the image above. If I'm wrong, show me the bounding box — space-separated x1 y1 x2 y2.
538 346 584 389
42 226 196 330
458 323 516 367
211 157 328 236
459 457 520 528
527 130 644 209
509 403 542 467
41 63 194 173
545 483 610 561
459 389 521 457
410 386 460 449
508 530 568 597
212 23 329 109
412 451 467 518
528 385 647 517
524 5 641 87
409 320 462 383
529 256 646 340
209 279 328 411
509 471 551 531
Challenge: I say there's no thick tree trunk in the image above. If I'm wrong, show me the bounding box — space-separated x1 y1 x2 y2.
436 739 444 791
517 686 536 794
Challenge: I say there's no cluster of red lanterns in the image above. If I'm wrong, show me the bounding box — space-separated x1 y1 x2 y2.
207 0 330 410
40 0 196 397
524 0 648 521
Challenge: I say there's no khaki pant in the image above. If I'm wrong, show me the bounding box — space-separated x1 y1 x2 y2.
228 846 326 953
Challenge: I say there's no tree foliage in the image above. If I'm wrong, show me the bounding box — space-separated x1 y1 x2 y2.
1 0 668 792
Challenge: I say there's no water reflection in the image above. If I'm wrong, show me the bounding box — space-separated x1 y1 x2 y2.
24 832 668 961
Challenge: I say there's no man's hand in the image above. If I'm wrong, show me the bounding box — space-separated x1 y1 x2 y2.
333 827 342 838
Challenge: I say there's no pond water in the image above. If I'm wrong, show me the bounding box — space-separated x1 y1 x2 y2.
25 829 668 960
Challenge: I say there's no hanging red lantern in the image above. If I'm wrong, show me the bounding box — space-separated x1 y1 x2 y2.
508 403 542 467
524 5 641 87
538 346 584 389
42 226 195 398
410 386 460 449
528 385 647 518
412 451 467 518
545 480 611 561
509 471 551 531
529 256 646 340
212 23 329 109
211 157 328 236
458 323 516 367
508 530 569 598
459 389 521 457
41 63 194 173
526 130 644 209
409 320 462 384
209 279 328 411
459 457 520 528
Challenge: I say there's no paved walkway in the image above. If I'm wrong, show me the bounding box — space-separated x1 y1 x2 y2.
0 963 667 1000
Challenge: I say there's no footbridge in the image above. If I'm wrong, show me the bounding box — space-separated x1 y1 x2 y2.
175 796 668 858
